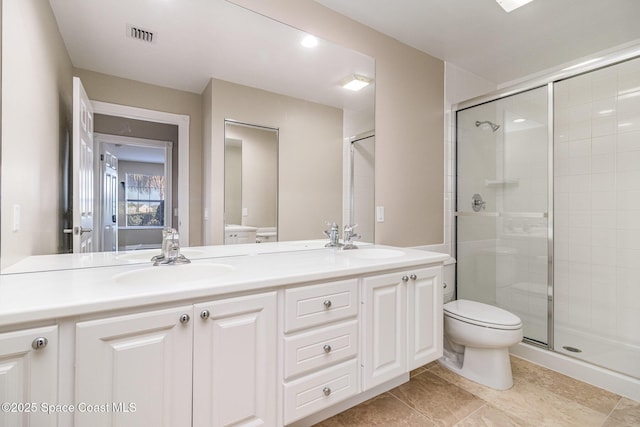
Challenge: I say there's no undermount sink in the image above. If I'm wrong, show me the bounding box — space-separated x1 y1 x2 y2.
338 248 405 260
113 262 235 285
116 248 205 261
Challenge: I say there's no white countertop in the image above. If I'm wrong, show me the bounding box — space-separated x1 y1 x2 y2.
0 242 448 328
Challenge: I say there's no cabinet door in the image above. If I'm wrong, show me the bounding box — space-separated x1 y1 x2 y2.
193 292 277 427
75 306 193 427
407 266 443 370
361 273 406 390
0 325 57 427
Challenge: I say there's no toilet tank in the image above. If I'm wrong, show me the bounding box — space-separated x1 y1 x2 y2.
443 256 456 303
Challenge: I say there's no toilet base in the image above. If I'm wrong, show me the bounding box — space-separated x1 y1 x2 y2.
438 346 514 390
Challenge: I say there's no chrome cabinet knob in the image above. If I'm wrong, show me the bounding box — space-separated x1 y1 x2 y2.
323 300 332 309
323 387 331 396
179 314 190 324
32 337 48 350
200 310 210 320
402 275 409 282
410 274 417 280
443 282 448 289
323 344 332 353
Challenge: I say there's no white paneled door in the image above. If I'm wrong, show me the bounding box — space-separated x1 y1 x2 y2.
71 77 95 253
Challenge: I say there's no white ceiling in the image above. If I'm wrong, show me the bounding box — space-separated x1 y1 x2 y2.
315 0 640 85
47 0 640 107
48 0 374 113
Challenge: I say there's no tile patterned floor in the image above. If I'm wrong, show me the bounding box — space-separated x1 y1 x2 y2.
315 356 640 426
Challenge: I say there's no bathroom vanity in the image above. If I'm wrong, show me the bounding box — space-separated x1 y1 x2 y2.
0 243 446 426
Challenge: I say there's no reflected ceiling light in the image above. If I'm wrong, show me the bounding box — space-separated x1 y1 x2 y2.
341 75 372 91
513 118 526 123
599 109 615 115
496 0 534 12
301 35 318 48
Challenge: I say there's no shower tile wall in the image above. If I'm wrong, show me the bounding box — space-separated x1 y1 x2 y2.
554 57 640 372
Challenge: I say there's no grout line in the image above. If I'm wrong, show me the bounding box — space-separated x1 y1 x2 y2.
384 391 435 425
600 397 623 427
453 403 488 427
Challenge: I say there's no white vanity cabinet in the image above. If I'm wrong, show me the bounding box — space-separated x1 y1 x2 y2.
282 279 360 425
361 265 443 390
0 325 58 427
75 306 194 427
361 272 407 390
407 266 443 370
74 292 278 427
193 292 277 427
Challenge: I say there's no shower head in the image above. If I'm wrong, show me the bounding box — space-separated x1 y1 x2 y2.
475 120 500 132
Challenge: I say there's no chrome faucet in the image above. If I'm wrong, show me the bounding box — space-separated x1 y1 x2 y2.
324 222 342 247
342 224 361 250
153 228 191 266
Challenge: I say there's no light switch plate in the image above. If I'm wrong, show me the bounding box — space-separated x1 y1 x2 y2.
376 206 384 222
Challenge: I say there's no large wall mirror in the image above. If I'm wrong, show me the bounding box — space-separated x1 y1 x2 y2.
0 0 374 273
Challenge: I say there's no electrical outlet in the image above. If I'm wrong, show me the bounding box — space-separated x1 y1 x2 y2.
376 206 384 222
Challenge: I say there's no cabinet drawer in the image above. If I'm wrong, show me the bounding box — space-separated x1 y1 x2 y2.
284 279 358 332
283 359 358 425
284 320 358 379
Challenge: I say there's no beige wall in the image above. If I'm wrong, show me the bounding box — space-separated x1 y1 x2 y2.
1 0 73 268
204 78 343 244
74 68 203 246
230 0 444 247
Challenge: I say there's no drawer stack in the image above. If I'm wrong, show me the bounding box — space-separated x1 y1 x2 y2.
282 279 359 425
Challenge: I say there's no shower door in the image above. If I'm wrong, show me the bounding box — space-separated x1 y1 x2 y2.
456 86 550 345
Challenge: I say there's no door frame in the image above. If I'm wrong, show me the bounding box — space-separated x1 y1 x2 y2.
91 101 190 246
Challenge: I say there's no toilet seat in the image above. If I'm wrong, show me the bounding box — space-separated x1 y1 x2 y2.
444 299 522 330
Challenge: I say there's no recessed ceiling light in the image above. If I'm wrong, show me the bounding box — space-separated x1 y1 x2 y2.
301 35 318 48
341 75 372 91
496 0 534 12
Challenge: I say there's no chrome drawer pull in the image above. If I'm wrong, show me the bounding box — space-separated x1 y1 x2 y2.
323 387 331 396
323 344 332 353
323 300 332 309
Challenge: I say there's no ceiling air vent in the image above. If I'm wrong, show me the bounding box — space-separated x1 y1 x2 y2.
127 24 155 43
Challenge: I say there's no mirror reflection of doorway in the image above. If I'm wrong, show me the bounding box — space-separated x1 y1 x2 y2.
94 133 173 252
224 121 278 244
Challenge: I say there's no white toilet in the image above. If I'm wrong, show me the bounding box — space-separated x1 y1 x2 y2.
439 257 523 390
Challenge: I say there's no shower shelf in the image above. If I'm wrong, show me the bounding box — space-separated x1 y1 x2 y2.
455 211 547 218
484 179 519 187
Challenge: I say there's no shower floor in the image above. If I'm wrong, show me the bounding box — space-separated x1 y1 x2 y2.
554 327 640 380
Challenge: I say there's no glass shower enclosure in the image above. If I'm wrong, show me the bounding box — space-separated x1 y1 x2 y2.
456 55 640 380
456 86 551 346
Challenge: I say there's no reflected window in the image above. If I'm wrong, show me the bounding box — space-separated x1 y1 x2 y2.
125 173 165 227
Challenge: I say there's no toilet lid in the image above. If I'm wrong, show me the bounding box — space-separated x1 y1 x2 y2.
444 299 522 329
